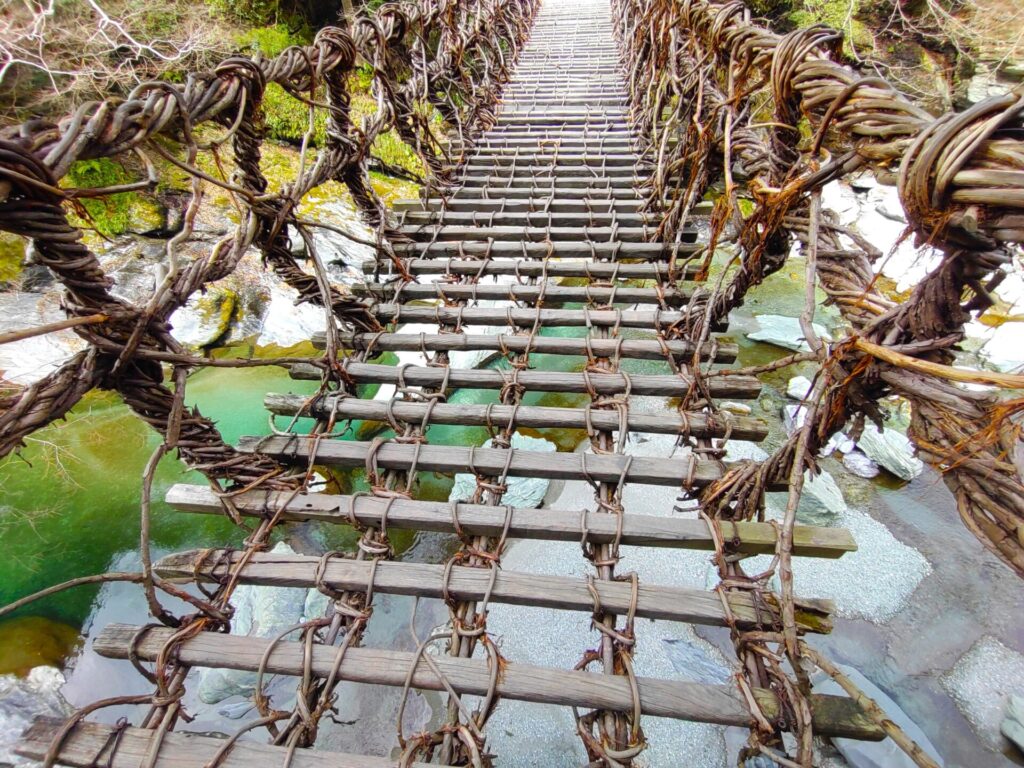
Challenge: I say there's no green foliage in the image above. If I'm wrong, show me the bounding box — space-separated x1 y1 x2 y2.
262 82 328 146
788 0 874 53
206 0 279 25
236 23 311 57
0 233 26 283
64 158 165 237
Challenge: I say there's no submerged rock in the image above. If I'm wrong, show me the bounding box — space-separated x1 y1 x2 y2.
748 315 830 352
449 433 555 509
942 635 1024 749
856 423 924 481
197 541 309 704
786 375 813 400
0 666 73 767
813 664 943 767
843 450 880 479
1002 695 1024 754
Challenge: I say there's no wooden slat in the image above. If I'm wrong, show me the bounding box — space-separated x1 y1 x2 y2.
400 225 653 243
264 395 769 442
238 436 729 488
393 198 650 213
442 187 643 201
16 719 437 768
156 550 833 632
165 484 856 558
353 283 693 307
93 624 884 740
368 306 711 331
286 362 763 399
389 241 681 258
314 332 738 364
363 259 698 280
398 212 657 228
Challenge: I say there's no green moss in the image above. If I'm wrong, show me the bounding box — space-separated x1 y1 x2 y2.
262 82 328 146
236 23 309 57
788 0 873 55
0 233 26 283
64 158 165 237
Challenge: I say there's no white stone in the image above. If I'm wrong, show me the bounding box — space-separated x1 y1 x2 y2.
798 468 847 526
813 664 944 767
942 636 1024 749
1002 695 1024 753
856 423 924 481
783 404 806 434
843 450 880 479
748 315 830 352
786 375 813 400
198 541 309 704
0 666 73 768
449 433 555 509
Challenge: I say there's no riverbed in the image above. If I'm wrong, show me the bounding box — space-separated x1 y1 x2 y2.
1 174 1023 766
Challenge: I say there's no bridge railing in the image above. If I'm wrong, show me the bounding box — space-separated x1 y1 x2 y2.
613 0 1023 762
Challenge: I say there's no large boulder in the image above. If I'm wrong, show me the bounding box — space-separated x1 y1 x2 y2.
813 664 943 768
856 423 923 481
449 433 556 509
1 667 73 767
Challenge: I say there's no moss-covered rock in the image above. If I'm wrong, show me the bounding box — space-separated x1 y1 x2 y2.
64 158 170 237
0 232 27 284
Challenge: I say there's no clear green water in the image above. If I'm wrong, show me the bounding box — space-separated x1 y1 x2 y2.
0 361 320 673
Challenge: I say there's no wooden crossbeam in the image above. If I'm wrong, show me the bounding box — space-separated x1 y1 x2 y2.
93 624 883 740
165 484 856 559
400 224 654 243
16 719 438 768
352 283 693 307
238 436 728 488
367 306 713 331
286 362 763 400
156 549 833 632
363 259 698 279
389 241 682 257
264 395 769 441
313 331 738 364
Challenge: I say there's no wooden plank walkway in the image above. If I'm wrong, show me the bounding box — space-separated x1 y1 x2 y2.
23 0 876 763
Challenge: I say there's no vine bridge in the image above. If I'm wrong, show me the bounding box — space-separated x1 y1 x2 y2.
3 0 1023 765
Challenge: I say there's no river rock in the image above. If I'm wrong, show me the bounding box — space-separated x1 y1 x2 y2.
197 541 309 704
798 468 846 526
1002 695 1024 753
813 664 943 768
786 375 813 400
849 172 877 192
943 635 1024 750
172 287 238 348
856 423 923 481
843 450 880 479
0 666 73 767
449 433 555 508
748 315 830 352
662 638 731 685
783 404 805 434
874 199 907 224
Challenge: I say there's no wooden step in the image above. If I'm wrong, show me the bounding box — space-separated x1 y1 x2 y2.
166 484 856 558
400 224 656 243
265 395 767 441
352 283 693 307
366 305 723 332
286 362 762 399
452 176 643 190
16 719 438 768
388 241 692 258
365 258 699 280
444 187 645 201
397 211 657 227
94 624 883 740
460 164 642 177
238 436 731 488
158 549 832 632
393 198 656 213
312 331 737 364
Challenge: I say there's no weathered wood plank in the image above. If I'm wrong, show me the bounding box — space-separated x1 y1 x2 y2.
286 362 763 399
93 624 883 740
353 283 693 307
156 549 833 632
368 305 717 331
16 719 436 768
363 259 698 279
165 484 856 558
237 436 727 488
314 332 738 364
400 224 653 243
264 395 769 442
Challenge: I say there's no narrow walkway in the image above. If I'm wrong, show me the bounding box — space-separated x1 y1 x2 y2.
19 0 875 765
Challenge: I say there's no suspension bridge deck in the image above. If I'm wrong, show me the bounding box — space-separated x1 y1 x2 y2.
17 0 883 764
